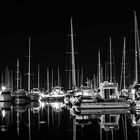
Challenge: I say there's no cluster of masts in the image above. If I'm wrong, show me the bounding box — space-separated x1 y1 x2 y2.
0 11 140 94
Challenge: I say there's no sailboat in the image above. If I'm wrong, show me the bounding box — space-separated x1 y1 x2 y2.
0 103 12 131
13 59 29 105
97 38 120 100
120 37 129 98
64 17 82 106
66 17 77 94
49 67 65 99
0 68 13 102
130 11 140 109
41 67 65 101
75 38 130 112
66 17 94 103
0 86 12 102
30 64 42 101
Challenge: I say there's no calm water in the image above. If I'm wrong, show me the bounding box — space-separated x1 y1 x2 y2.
0 101 139 140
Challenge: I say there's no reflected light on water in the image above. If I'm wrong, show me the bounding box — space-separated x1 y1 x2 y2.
2 109 6 117
39 100 46 109
50 102 65 111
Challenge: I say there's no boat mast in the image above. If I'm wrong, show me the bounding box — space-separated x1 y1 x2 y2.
16 59 19 91
38 64 40 89
109 37 112 83
58 67 60 86
93 74 97 90
28 37 31 92
80 67 83 86
1 72 3 86
47 68 49 91
123 37 126 89
104 61 107 81
98 49 101 85
70 17 76 89
134 11 138 84
68 71 71 89
20 73 22 89
11 70 13 91
51 69 53 88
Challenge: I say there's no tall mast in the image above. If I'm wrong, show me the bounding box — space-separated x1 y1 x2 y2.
134 11 138 84
1 72 3 85
109 37 112 83
68 71 71 89
11 70 13 91
47 68 49 91
38 64 40 89
123 37 126 89
98 49 101 85
20 73 22 89
51 69 53 88
58 67 60 86
70 17 76 89
28 37 31 92
77 69 79 87
16 59 19 91
80 67 83 86
93 74 97 90
104 61 107 81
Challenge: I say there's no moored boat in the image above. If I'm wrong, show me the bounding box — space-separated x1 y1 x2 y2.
0 86 13 102
76 81 130 112
13 89 29 105
29 88 41 101
41 86 65 102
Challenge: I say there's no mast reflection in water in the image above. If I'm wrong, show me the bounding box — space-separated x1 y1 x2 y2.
1 101 140 140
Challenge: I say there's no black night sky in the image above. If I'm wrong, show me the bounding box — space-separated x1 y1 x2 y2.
0 3 139 88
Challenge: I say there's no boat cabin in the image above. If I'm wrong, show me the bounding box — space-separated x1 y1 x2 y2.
74 86 93 97
130 113 140 127
99 114 120 131
99 81 119 99
50 86 64 95
131 84 140 100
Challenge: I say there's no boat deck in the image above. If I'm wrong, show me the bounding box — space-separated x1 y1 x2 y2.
80 101 130 109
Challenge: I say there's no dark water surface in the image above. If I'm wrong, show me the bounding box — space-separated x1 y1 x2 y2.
0 101 139 140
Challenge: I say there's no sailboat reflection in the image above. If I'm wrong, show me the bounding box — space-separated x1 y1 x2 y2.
13 101 42 139
75 115 92 127
13 103 29 137
71 113 94 140
97 114 120 131
30 101 41 113
128 109 140 140
71 108 129 140
50 101 66 112
38 101 66 128
97 109 129 140
0 102 12 131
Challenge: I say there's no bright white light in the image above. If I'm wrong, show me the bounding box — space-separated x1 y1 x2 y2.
131 89 135 94
51 102 65 111
2 110 6 117
51 102 60 110
1 86 6 91
39 101 45 109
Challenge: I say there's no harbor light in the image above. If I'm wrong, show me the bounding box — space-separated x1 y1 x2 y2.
1 86 6 91
131 89 136 100
2 110 6 117
131 89 135 94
